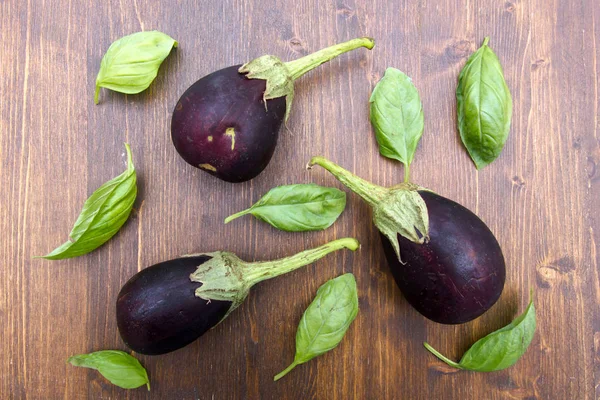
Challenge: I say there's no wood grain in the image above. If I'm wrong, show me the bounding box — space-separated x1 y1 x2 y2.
1 0 599 398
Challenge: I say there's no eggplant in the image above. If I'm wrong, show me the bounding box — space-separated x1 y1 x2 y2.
307 157 505 324
116 238 359 355
171 38 374 183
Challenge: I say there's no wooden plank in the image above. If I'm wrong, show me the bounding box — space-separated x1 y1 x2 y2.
0 0 598 398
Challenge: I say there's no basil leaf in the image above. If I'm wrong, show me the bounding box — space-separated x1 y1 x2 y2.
224 183 346 232
424 290 536 372
456 37 512 169
95 30 177 104
274 273 358 381
369 67 424 181
68 350 150 390
39 144 137 260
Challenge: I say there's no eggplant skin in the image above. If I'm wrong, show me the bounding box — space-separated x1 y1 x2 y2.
381 190 506 324
116 256 231 355
171 65 287 183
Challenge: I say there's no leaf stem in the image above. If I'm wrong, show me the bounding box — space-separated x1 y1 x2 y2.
124 143 134 171
224 209 251 224
94 85 100 104
274 360 299 381
483 36 490 46
423 342 463 369
284 37 375 81
242 238 359 286
404 163 410 183
307 156 388 207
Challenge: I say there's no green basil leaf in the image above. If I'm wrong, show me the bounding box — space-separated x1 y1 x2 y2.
456 37 512 169
68 350 149 390
369 67 424 181
224 183 346 232
38 144 137 260
95 30 177 104
274 273 358 381
424 290 536 372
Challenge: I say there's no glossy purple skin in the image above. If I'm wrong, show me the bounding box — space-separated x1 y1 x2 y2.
171 65 287 183
381 190 505 324
116 255 231 355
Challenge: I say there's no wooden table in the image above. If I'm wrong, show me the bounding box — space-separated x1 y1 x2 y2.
1 0 598 398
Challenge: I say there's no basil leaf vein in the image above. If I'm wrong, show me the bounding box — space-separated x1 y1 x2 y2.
39 144 137 260
95 30 177 104
456 37 512 169
224 183 346 232
68 350 149 390
424 290 536 372
369 67 424 181
274 273 358 381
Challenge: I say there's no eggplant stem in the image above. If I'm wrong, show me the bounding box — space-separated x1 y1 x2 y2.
243 237 359 286
274 360 299 381
307 156 388 207
285 37 375 81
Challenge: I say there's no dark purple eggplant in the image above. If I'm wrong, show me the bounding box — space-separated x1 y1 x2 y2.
171 38 374 183
116 238 359 355
307 157 505 324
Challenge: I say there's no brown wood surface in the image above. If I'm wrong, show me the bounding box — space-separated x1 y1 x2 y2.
1 0 599 398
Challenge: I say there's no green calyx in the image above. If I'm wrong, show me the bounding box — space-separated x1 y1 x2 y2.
307 156 429 260
238 55 295 121
188 251 248 321
239 37 375 122
373 184 429 259
189 237 360 321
